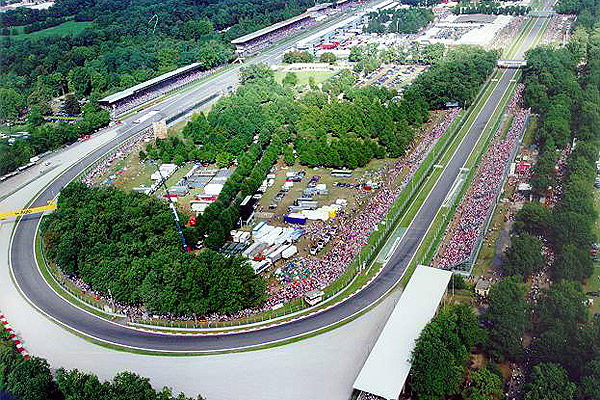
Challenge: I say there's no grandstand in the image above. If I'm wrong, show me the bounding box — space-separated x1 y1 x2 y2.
98 63 204 116
295 12 365 53
230 0 361 55
231 13 314 54
307 2 333 12
353 265 452 400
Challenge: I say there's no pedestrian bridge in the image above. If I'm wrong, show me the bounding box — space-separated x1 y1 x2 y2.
529 10 554 17
497 60 527 69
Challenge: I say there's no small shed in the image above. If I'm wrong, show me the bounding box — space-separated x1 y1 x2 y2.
304 289 325 306
475 279 491 298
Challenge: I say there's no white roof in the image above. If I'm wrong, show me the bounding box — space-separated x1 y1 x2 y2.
204 183 224 196
353 265 452 400
518 182 532 191
191 203 209 212
231 13 311 44
99 63 202 104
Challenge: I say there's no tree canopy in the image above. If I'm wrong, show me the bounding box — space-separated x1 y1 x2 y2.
0 345 202 400
365 8 434 34
503 233 544 277
485 277 528 361
41 182 266 316
410 304 484 399
523 363 577 400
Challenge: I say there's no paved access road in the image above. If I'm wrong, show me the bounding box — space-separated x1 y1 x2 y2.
9 11 550 352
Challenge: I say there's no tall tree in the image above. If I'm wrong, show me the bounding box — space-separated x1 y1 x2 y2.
411 305 484 399
5 357 57 400
523 363 577 400
485 277 528 361
503 233 544 277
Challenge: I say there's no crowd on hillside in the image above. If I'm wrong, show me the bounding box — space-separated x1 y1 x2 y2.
491 16 525 51
81 126 154 186
434 85 529 270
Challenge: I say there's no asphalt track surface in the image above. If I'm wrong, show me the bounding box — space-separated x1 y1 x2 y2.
9 14 548 352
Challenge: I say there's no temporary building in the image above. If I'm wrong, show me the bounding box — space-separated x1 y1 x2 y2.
282 245 298 259
268 245 289 263
252 221 266 235
243 242 262 258
204 183 224 196
353 266 452 400
191 203 209 214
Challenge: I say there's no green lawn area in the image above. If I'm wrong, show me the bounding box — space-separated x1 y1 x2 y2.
587 189 600 317
274 69 337 87
584 264 600 317
3 21 92 40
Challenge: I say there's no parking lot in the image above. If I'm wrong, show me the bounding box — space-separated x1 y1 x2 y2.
253 159 395 261
359 63 427 89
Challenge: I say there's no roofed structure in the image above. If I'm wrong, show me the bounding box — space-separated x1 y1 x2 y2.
353 265 452 400
231 13 312 45
99 63 203 106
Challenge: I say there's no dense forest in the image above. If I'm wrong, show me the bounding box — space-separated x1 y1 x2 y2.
405 46 499 108
0 0 323 120
555 0 600 28
0 328 203 400
41 182 266 316
365 8 434 34
0 0 333 176
410 3 600 399
0 102 109 176
166 45 495 168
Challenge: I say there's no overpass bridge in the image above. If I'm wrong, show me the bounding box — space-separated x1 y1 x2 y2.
530 9 554 17
497 60 527 68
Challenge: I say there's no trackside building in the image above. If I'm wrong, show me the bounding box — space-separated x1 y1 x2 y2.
353 265 452 400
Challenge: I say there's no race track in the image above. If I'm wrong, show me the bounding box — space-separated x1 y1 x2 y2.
8 12 549 352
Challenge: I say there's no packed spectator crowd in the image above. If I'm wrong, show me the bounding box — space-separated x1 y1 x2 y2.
357 391 384 400
80 126 154 186
434 85 530 270
236 17 317 56
235 0 368 56
527 239 553 304
542 145 570 207
539 15 575 46
491 16 525 51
